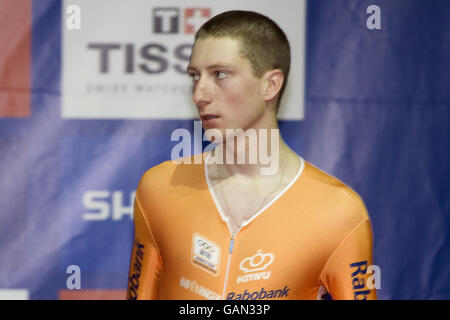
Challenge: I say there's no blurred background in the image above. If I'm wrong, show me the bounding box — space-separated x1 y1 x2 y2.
0 0 448 299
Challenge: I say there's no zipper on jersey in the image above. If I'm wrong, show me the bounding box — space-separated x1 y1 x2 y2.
222 234 235 299
222 226 243 299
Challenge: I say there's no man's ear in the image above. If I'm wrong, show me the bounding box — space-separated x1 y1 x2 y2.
262 69 284 102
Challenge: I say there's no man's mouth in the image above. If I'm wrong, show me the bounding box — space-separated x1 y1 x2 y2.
201 114 220 121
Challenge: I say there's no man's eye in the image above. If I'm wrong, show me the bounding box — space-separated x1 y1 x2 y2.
215 71 228 79
189 73 199 82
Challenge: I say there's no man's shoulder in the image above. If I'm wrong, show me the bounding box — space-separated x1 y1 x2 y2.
300 160 369 220
137 153 207 191
141 158 177 179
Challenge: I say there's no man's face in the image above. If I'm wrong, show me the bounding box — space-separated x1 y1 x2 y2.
187 37 266 139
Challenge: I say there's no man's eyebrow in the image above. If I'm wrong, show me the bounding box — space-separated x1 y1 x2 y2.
186 64 233 73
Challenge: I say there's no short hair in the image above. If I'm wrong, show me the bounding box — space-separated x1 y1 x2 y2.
194 10 291 111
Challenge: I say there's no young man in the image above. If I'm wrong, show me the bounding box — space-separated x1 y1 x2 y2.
127 11 377 300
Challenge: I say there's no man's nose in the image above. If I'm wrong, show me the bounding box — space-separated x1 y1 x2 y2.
192 77 211 107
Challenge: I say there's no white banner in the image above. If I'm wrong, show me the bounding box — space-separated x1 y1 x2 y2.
62 0 306 120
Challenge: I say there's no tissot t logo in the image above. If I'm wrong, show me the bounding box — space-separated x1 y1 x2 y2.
153 8 179 34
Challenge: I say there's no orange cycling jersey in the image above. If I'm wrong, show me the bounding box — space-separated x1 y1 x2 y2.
127 152 377 300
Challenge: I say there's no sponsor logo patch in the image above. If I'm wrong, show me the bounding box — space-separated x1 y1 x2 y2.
237 249 274 283
191 233 220 276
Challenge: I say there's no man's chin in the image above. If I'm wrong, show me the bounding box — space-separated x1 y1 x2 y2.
203 127 226 144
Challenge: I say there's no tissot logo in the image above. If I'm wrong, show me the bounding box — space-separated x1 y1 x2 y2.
152 7 210 34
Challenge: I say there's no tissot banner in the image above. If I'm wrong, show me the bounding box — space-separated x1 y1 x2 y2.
61 0 306 120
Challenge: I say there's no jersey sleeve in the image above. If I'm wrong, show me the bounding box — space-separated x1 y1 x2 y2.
319 218 378 300
126 197 163 300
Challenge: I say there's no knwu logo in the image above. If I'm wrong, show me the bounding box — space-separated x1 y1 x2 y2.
237 250 274 284
153 7 211 34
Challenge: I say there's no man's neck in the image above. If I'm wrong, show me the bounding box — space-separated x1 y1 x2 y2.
210 132 293 179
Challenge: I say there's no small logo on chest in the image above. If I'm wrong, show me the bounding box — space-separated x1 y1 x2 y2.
191 233 221 276
237 249 274 283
